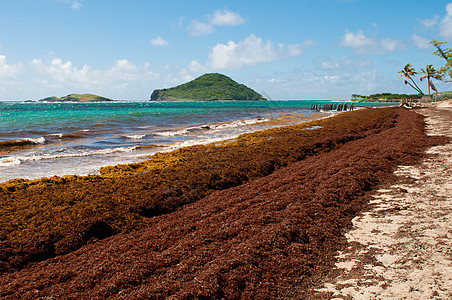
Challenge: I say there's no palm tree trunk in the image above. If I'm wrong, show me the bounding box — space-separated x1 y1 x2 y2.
405 80 423 95
410 77 424 95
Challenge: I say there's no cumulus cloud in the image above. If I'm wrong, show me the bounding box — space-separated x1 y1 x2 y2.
210 9 245 26
187 60 207 73
419 15 439 29
187 8 245 36
59 0 83 10
31 57 93 84
151 36 169 47
440 2 452 39
207 34 311 69
341 30 372 48
0 55 23 80
188 20 214 36
411 34 430 49
71 0 82 10
316 56 372 73
340 29 400 54
30 56 157 89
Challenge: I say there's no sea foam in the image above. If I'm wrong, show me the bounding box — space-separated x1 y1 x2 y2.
0 146 138 166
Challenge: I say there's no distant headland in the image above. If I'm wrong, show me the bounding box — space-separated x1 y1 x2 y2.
39 94 114 102
150 73 266 101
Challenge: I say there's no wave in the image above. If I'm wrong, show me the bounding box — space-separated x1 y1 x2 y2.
0 146 137 167
125 134 146 139
0 157 22 167
164 136 232 151
0 137 46 149
304 125 323 130
154 117 269 137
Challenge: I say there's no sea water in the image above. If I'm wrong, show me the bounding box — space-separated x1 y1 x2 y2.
0 100 387 182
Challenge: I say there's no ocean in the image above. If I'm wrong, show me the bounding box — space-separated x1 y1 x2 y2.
0 100 387 182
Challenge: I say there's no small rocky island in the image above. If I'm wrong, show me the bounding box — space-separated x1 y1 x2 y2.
39 94 114 102
150 73 266 101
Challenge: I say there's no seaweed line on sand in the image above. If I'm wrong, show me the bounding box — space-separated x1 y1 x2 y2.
0 107 447 299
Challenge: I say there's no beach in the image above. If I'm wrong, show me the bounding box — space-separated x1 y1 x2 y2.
0 104 449 298
316 100 452 299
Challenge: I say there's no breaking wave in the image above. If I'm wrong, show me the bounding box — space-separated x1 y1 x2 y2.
154 118 269 137
0 137 46 149
0 146 137 167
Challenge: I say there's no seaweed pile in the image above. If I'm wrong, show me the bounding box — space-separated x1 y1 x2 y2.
0 107 446 298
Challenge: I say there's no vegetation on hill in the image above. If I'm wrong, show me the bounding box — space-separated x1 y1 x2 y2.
39 94 114 102
150 73 266 101
351 93 423 102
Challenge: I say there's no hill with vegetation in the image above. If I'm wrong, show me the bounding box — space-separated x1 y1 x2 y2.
39 94 114 102
150 73 266 101
351 93 423 102
352 91 452 102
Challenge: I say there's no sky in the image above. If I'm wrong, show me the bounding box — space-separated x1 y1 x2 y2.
1 0 452 101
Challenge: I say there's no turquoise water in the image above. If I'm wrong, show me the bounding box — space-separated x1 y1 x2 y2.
0 100 392 182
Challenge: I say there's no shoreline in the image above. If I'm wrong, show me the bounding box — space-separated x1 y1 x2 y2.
0 111 326 183
1 106 443 298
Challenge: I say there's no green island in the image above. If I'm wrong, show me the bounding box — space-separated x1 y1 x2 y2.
39 94 114 102
150 73 266 101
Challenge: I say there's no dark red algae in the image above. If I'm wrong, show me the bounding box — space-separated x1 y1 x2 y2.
0 107 447 299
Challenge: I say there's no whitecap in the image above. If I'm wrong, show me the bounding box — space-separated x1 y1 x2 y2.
27 137 46 144
2 146 138 164
0 157 21 167
154 128 189 137
125 134 146 139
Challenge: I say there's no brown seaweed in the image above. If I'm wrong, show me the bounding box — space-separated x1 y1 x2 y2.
0 108 446 283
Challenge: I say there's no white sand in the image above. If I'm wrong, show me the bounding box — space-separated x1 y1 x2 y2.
315 100 452 299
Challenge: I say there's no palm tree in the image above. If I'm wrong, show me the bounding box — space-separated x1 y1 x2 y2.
398 64 424 95
420 65 442 97
430 40 452 82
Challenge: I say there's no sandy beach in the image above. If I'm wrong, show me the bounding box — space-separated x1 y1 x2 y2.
315 100 452 299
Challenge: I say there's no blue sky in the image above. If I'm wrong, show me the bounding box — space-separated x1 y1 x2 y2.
1 0 452 100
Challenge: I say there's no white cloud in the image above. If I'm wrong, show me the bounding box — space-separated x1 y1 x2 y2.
59 0 82 10
187 8 245 36
210 9 245 26
287 44 303 57
0 55 23 80
151 36 169 47
380 38 399 52
71 1 82 10
419 15 439 29
411 34 430 49
207 34 311 69
31 57 93 84
30 56 158 89
188 20 214 36
318 56 372 71
253 67 381 100
340 29 400 54
439 3 452 39
187 60 207 73
341 29 372 48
